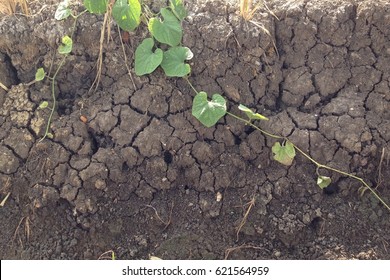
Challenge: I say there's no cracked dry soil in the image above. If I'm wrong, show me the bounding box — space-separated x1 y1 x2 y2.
1 0 390 259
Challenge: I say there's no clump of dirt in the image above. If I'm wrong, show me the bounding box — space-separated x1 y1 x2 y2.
0 0 389 260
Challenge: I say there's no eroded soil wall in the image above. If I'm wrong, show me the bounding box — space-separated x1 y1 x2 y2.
0 0 389 259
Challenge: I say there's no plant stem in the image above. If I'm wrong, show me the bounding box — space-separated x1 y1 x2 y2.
185 77 390 211
227 110 390 211
39 56 66 142
185 77 199 94
39 10 83 142
185 78 281 139
293 144 390 211
226 112 283 139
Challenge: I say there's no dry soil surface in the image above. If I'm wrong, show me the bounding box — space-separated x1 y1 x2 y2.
0 0 389 259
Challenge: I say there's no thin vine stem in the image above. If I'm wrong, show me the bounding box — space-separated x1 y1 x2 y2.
229 108 390 211
226 112 283 140
39 10 83 142
185 79 281 139
293 144 390 211
185 77 199 94
185 78 390 211
39 56 66 142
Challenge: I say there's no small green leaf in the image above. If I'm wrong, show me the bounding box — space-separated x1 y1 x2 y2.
160 47 192 77
238 104 269 121
135 38 163 76
317 176 332 189
148 8 182 46
58 35 73 54
35 68 45 81
47 133 54 139
192 92 227 128
83 0 108 14
39 101 49 109
112 0 141 32
169 0 187 21
55 0 71 20
272 141 296 166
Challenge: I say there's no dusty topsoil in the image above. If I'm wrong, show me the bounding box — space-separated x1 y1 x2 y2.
0 0 390 260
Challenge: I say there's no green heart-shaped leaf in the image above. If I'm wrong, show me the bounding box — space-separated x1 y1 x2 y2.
135 38 163 76
160 46 192 77
83 0 108 14
192 92 227 127
112 0 141 32
317 176 332 189
169 0 187 21
272 141 296 166
238 104 269 121
58 35 73 54
55 0 71 20
148 8 182 46
35 68 45 81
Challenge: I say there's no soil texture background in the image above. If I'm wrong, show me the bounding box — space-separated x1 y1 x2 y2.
0 0 390 259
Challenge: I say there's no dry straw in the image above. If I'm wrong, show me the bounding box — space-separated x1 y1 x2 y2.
240 0 260 20
0 0 29 15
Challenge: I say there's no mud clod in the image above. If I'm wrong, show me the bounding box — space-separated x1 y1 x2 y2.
0 145 19 174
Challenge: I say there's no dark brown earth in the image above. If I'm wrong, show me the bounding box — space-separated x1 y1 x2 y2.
0 0 389 260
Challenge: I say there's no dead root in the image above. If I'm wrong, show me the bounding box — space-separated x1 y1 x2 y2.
236 195 256 242
224 243 269 259
144 202 174 231
12 216 32 248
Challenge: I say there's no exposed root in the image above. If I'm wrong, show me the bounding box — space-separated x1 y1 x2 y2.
89 1 113 94
0 0 29 15
359 147 386 197
117 25 137 90
224 244 267 260
144 202 174 231
382 239 388 254
248 20 279 59
376 147 386 190
240 0 279 21
236 195 256 242
98 250 116 260
12 216 32 248
239 0 280 59
239 0 260 21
